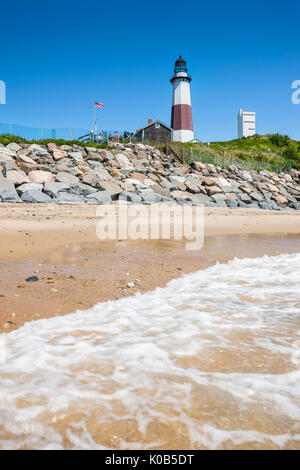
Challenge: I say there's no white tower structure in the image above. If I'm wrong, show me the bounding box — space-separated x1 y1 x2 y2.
238 108 256 138
171 56 194 142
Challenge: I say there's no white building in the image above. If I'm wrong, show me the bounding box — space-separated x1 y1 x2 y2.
238 108 256 138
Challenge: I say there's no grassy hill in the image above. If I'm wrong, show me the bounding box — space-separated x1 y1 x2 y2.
161 134 300 173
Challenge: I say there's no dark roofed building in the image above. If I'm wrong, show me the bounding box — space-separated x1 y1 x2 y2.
135 120 172 143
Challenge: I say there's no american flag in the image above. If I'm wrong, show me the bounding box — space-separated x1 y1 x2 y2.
94 101 104 108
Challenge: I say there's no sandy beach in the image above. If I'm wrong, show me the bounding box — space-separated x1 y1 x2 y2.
0 203 300 334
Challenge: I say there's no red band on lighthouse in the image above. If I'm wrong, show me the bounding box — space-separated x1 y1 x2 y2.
171 104 193 131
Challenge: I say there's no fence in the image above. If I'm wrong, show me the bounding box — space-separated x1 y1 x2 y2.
0 122 134 143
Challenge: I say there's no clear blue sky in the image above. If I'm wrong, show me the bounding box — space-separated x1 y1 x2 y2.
0 0 299 141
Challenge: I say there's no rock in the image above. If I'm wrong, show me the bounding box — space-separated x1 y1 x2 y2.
121 181 135 192
115 153 134 170
80 173 99 187
97 181 122 199
57 192 85 203
59 145 73 151
226 198 239 208
259 201 273 210
241 171 253 182
26 276 39 282
267 183 279 193
93 168 112 180
239 185 253 195
69 183 98 196
16 183 43 195
68 151 84 162
118 191 142 203
0 179 20 201
200 177 216 186
16 154 36 165
272 194 289 207
43 182 69 198
0 148 16 159
21 189 54 203
195 194 212 204
6 170 30 185
28 144 48 155
87 160 103 169
239 192 252 203
185 181 201 193
130 172 147 181
6 142 22 152
151 184 172 198
47 143 57 151
138 188 162 203
249 192 263 202
160 180 176 191
0 154 17 172
29 170 55 184
192 161 207 171
55 172 79 186
215 176 232 192
52 149 68 161
206 164 217 174
206 186 223 196
86 191 112 204
143 178 157 187
171 190 195 202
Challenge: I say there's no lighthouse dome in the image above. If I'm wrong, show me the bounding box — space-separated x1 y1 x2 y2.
174 56 187 73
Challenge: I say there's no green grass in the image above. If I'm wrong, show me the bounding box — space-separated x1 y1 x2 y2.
159 134 300 173
0 134 108 149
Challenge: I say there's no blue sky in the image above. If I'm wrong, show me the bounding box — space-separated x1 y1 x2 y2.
0 0 299 141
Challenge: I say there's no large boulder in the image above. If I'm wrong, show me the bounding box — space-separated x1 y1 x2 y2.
29 170 55 184
6 170 30 186
57 192 85 203
272 194 289 207
6 142 22 153
97 180 122 199
28 144 48 155
68 151 84 162
21 189 54 203
0 178 20 201
206 186 223 196
115 153 134 170
17 183 43 195
86 191 112 204
118 191 142 203
52 149 67 161
43 182 69 198
55 172 79 186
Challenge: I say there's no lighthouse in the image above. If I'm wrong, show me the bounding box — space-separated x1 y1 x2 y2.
170 56 194 142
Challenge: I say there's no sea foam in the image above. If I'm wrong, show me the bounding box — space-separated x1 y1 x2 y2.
0 253 300 449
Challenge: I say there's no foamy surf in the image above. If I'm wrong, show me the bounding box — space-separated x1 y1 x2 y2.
0 253 300 450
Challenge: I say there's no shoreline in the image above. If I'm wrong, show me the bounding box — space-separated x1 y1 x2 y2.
0 203 300 334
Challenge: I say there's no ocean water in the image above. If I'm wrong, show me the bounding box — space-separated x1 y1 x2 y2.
0 253 300 450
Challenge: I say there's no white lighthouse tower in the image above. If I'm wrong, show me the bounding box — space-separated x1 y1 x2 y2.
170 56 194 142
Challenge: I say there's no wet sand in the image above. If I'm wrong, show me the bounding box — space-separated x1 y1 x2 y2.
0 203 300 333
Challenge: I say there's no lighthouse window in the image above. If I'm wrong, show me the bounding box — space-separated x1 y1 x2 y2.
155 122 160 129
